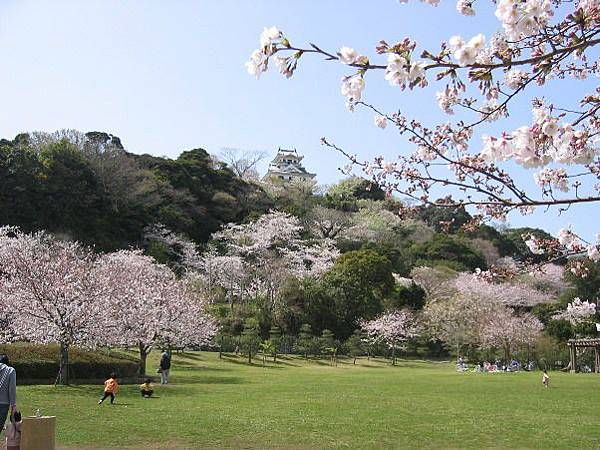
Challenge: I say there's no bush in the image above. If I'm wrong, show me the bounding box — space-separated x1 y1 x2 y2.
0 343 139 382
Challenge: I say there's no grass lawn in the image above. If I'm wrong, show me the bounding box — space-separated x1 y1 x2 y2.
13 351 600 449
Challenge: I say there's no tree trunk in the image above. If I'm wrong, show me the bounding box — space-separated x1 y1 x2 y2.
504 345 510 368
392 347 396 366
58 342 70 385
139 342 149 376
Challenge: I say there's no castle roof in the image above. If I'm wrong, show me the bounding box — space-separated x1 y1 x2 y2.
264 148 315 180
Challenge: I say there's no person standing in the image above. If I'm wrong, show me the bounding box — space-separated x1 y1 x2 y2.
159 350 171 385
542 370 550 388
0 355 17 430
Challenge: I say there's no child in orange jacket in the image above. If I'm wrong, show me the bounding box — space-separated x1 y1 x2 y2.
98 373 119 405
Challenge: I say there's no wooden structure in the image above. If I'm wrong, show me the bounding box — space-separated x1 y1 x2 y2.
567 338 600 373
21 415 56 450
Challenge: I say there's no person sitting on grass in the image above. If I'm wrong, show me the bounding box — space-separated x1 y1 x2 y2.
98 373 119 405
140 378 154 398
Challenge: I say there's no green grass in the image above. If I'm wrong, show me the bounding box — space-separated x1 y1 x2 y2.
14 352 600 449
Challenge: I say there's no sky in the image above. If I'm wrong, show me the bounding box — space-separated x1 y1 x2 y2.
0 0 597 240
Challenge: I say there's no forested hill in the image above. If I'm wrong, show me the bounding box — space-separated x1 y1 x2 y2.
0 130 270 251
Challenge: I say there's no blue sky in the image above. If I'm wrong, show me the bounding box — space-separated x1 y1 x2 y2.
0 1 597 239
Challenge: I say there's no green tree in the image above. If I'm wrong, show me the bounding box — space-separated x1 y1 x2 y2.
417 204 472 233
269 326 282 362
240 318 262 364
324 177 385 211
295 324 313 359
306 250 394 339
409 234 487 271
320 329 338 365
346 329 366 364
387 282 426 310
259 340 276 366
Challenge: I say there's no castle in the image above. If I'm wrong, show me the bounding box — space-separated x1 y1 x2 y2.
263 148 315 182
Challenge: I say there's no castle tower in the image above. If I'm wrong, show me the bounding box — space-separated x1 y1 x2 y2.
264 148 316 182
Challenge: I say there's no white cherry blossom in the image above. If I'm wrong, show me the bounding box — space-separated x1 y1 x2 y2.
374 114 388 129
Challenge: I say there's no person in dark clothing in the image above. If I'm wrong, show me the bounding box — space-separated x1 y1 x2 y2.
159 351 171 385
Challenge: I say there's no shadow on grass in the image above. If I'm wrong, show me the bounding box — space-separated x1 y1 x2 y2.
174 364 233 373
173 353 204 361
220 356 286 370
172 361 231 372
168 375 246 385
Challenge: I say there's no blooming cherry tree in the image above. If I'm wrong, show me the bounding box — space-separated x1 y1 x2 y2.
95 250 217 375
419 264 556 355
0 227 107 384
552 297 597 324
195 211 339 314
480 310 544 362
246 1 599 265
422 293 504 355
360 310 418 365
0 298 18 345
454 271 555 307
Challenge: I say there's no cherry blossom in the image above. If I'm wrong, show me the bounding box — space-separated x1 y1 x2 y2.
495 0 553 40
454 272 555 307
480 310 544 361
558 227 580 247
525 235 545 255
374 114 388 129
552 297 597 324
448 34 486 66
422 293 502 351
245 26 284 79
0 227 217 381
436 86 460 114
341 74 365 102
0 227 107 384
504 69 529 90
588 240 600 261
534 168 569 193
360 310 418 364
456 0 476 16
95 250 217 375
339 47 359 65
191 211 339 315
244 1 600 268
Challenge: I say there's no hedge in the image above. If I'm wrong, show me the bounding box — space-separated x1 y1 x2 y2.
0 343 139 382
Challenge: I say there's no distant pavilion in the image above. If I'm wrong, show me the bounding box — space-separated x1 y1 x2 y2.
263 148 315 182
567 338 600 373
